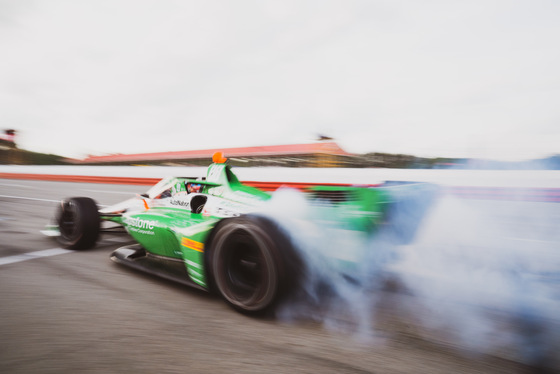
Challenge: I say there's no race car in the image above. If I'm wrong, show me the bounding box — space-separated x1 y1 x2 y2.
46 152 432 314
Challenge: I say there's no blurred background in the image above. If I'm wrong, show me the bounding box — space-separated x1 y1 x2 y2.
1 1 560 373
0 0 559 166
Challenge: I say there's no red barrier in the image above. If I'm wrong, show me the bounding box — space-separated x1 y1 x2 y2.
0 173 363 190
242 181 378 191
1 172 559 202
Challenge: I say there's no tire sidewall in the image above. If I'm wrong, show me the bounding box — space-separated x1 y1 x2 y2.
207 216 289 314
56 197 100 250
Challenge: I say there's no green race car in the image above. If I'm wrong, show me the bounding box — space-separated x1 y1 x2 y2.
47 152 431 314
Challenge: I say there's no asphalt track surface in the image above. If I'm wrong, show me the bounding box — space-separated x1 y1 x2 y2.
0 179 554 374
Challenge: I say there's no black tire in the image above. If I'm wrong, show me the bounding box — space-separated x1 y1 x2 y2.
206 215 299 315
56 197 100 250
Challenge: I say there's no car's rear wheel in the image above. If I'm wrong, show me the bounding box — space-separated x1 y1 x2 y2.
207 215 298 315
56 197 100 249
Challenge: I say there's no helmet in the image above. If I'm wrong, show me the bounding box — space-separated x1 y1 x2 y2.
187 183 202 194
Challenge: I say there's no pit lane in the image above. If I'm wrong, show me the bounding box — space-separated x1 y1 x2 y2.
0 179 554 373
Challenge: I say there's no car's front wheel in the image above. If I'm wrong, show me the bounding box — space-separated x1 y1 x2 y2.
207 215 298 315
56 197 100 250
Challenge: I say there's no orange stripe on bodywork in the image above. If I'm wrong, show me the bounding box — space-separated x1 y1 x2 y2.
181 237 204 252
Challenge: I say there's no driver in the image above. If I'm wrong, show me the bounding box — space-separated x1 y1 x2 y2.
187 183 202 194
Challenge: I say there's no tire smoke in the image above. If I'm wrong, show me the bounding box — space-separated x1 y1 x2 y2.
260 186 560 370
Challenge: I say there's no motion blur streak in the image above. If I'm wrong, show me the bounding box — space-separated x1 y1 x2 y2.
0 248 73 266
262 187 560 371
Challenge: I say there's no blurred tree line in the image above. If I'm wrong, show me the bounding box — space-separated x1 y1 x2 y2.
1 135 558 169
355 152 467 169
0 129 67 165
0 148 67 165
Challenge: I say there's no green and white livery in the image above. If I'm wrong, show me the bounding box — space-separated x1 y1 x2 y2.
47 153 431 314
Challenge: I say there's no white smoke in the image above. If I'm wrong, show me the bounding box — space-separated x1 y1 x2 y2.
393 194 560 367
260 186 560 370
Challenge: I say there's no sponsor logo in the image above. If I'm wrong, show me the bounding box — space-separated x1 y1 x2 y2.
170 198 190 208
181 238 204 252
124 216 156 235
125 217 156 230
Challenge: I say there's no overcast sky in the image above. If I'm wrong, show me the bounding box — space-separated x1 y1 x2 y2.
1 0 559 161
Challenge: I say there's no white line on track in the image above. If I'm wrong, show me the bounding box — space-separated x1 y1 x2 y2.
0 248 74 266
0 194 110 210
0 194 60 203
0 182 37 188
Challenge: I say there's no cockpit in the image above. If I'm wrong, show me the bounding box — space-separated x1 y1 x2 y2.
187 183 202 194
